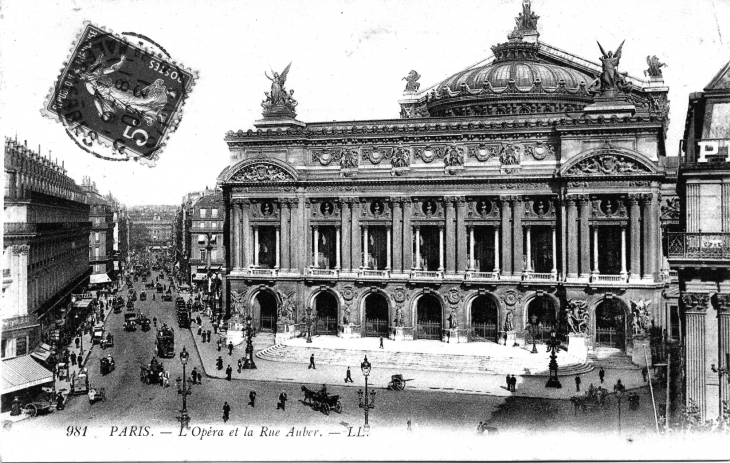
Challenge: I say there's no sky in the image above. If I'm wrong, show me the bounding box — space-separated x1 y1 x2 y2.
1 0 729 207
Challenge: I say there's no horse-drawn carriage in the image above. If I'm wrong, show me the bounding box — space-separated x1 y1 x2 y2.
88 387 106 404
300 385 342 415
100 355 116 375
140 358 165 385
100 333 114 349
570 386 611 414
162 293 173 302
113 296 124 313
141 317 151 332
156 283 164 293
126 299 134 310
23 389 57 417
140 291 147 301
387 374 414 391
124 313 137 332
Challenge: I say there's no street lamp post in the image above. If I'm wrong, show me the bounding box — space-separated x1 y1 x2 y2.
242 315 257 369
616 389 624 436
528 315 539 354
357 356 376 434
177 346 191 429
306 307 313 344
545 331 562 388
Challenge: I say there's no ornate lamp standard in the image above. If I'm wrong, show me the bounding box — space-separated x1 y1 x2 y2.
527 314 541 354
615 388 624 435
545 331 562 388
306 307 313 344
357 356 376 433
242 315 257 369
177 346 192 429
71 296 84 358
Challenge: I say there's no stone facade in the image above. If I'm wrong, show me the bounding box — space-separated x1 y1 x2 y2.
2 138 91 356
669 59 730 421
218 3 677 355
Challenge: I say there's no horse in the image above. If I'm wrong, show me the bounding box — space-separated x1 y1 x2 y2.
301 385 318 405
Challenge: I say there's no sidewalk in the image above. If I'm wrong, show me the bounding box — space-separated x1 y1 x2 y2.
189 314 649 400
54 298 115 400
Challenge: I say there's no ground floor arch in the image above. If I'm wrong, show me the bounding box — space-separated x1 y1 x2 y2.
470 295 499 342
415 293 442 340
253 290 277 333
363 292 390 337
594 298 627 350
526 296 559 342
313 291 338 335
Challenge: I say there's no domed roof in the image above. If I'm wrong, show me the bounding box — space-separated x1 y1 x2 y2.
438 57 592 93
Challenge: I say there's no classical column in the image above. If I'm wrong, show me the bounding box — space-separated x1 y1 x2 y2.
341 199 352 271
592 226 599 275
686 183 701 232
403 199 413 271
386 227 391 271
275 227 281 269
643 194 656 280
717 294 730 415
231 201 240 269
291 198 301 271
469 226 475 271
620 225 628 279
629 195 641 280
525 226 532 273
242 200 251 268
566 197 578 279
414 226 421 270
280 201 290 271
352 201 362 270
445 199 456 273
500 197 512 276
551 226 557 277
362 225 369 268
682 292 710 421
313 226 319 268
512 198 524 276
493 226 500 274
392 199 403 273
438 226 445 272
456 198 467 273
335 227 341 270
253 226 260 267
579 196 591 279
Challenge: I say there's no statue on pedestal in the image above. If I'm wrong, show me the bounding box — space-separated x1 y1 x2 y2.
402 70 421 93
504 310 514 332
631 299 652 337
597 41 628 93
262 63 297 117
644 55 666 78
566 299 589 334
448 308 458 329
393 305 404 327
277 290 296 328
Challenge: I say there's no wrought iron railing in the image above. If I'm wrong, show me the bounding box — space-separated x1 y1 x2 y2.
594 327 624 348
363 318 389 337
313 317 338 335
260 315 276 332
668 232 730 260
416 321 442 340
470 323 498 342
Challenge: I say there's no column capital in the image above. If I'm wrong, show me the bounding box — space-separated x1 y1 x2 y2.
499 194 519 203
252 224 260 230
12 245 30 255
681 292 710 312
715 294 730 313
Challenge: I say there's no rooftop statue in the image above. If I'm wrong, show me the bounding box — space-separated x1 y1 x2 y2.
262 62 297 117
516 0 539 31
403 70 421 93
644 55 667 78
597 41 628 93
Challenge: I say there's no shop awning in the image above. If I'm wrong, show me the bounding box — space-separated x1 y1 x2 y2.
30 343 54 363
2 355 53 394
192 273 206 281
90 273 112 284
72 299 93 309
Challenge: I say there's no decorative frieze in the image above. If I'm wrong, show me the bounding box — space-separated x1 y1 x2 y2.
566 154 652 176
230 162 296 182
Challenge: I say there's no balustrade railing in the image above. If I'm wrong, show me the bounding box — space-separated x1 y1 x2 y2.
590 274 628 283
410 270 443 279
668 232 730 260
307 268 339 278
465 271 499 281
523 272 557 282
249 268 279 277
358 269 390 279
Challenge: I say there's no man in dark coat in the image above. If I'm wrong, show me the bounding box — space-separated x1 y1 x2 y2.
510 375 517 392
277 391 287 411
345 366 354 383
78 355 83 368
226 365 232 381
217 339 222 351
379 337 384 349
237 358 242 373
70 351 77 366
506 374 511 391
575 376 581 392
206 330 212 342
228 342 234 356
191 367 199 384
249 390 256 407
641 366 648 382
308 353 316 369
216 356 223 370
222 402 231 423
599 368 605 384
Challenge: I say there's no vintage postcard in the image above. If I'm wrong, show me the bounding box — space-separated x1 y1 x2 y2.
2 0 730 461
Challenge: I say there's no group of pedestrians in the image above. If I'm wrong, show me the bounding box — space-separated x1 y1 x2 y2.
221 390 288 422
505 374 517 392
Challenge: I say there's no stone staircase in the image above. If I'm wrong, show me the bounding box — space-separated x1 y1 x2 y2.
256 343 594 376
252 332 276 351
588 347 641 370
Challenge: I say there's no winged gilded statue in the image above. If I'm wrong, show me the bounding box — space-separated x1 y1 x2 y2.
596 40 626 92
78 53 171 126
265 62 292 106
